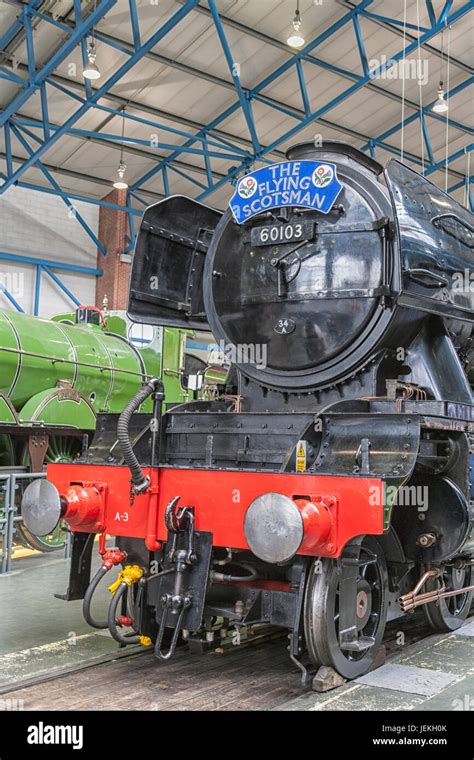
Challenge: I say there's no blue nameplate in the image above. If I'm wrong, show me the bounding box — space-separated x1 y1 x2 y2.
229 160 342 224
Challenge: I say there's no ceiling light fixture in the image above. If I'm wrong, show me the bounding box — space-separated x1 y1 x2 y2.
113 160 128 189
432 29 448 114
113 112 128 189
83 38 100 80
287 1 305 49
432 84 448 114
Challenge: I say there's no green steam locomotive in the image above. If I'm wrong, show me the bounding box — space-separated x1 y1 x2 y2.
0 304 218 552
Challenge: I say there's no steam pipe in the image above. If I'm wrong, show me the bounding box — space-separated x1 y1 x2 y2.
117 377 164 493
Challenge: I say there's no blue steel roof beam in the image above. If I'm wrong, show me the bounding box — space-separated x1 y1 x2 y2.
0 0 208 194
0 67 26 85
6 17 468 167
128 0 141 50
3 25 266 157
124 190 136 254
202 140 213 189
162 166 169 197
6 110 231 183
340 0 470 73
40 83 49 141
10 121 107 254
0 0 42 54
423 144 474 177
64 7 469 137
4 123 13 175
23 8 36 79
296 60 311 118
60 28 252 156
181 0 470 74
190 0 473 204
0 0 117 128
438 1 454 24
253 88 464 165
425 0 437 27
128 190 150 206
27 8 76 33
42 265 81 307
0 285 24 311
208 0 260 154
75 0 94 103
43 76 250 159
130 0 375 193
11 66 468 185
352 14 369 76
361 77 474 151
294 54 472 135
420 113 435 166
33 263 41 315
168 163 208 192
134 0 473 195
45 50 474 141
0 250 102 275
0 176 145 213
359 10 430 33
448 176 473 193
0 153 155 208
366 139 467 175
11 112 247 161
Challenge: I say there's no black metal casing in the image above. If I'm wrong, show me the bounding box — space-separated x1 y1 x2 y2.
128 141 474 396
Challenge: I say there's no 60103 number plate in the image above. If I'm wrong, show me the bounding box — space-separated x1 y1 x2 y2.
251 221 315 247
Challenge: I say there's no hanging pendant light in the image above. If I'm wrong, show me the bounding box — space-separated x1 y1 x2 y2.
432 83 448 114
432 30 448 114
113 160 128 189
287 1 305 49
113 113 128 189
83 38 100 81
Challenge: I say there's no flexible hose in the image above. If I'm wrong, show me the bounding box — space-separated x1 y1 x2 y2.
117 377 163 492
83 565 109 629
108 583 140 645
211 562 259 583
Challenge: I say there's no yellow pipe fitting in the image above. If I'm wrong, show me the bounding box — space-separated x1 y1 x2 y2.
108 564 144 594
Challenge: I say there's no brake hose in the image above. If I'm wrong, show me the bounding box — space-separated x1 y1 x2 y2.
107 583 140 646
83 566 109 629
82 549 127 629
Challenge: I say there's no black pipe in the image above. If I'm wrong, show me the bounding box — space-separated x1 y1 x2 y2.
82 566 109 629
107 583 140 646
117 377 164 493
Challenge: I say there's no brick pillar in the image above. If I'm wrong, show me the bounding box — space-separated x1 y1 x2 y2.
95 188 131 310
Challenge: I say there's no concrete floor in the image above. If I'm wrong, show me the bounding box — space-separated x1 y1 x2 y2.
1 551 472 711
0 550 123 689
278 625 474 711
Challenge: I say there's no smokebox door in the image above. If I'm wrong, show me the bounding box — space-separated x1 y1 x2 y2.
128 196 222 328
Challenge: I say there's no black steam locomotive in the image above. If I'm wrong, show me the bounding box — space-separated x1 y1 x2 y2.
24 141 474 684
